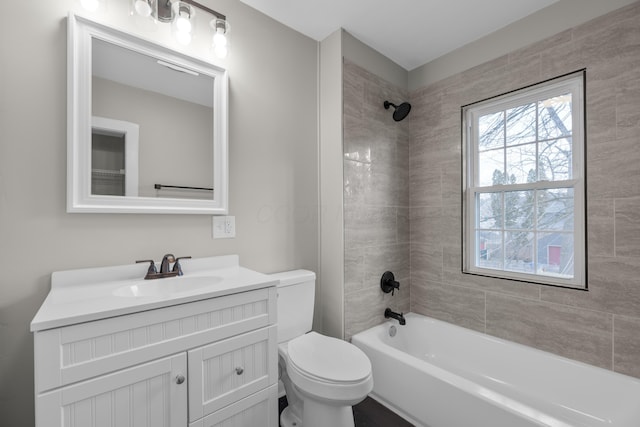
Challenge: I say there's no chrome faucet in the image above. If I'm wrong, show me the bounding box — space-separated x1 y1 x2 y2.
136 254 191 280
384 308 406 325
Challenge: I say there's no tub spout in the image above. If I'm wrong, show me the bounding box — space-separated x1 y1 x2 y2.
385 308 406 325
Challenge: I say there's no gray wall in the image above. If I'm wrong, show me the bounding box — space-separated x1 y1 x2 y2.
409 0 638 89
408 1 640 377
343 59 410 339
93 77 214 197
320 29 411 340
336 0 640 342
342 31 407 90
0 1 318 425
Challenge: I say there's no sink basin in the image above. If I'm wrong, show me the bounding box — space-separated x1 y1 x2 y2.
113 276 223 297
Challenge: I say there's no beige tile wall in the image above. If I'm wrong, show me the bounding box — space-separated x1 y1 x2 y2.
408 1 640 378
343 59 411 339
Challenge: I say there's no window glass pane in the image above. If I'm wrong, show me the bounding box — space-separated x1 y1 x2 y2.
538 188 574 231
465 74 583 287
478 149 504 187
506 143 537 184
505 231 534 273
506 103 536 146
478 192 502 229
477 231 503 270
539 138 572 181
479 112 504 150
505 190 534 230
538 93 572 140
537 232 574 278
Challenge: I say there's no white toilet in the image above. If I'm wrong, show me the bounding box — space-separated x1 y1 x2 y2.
271 270 373 427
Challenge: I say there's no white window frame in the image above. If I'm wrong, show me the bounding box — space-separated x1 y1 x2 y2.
462 71 586 289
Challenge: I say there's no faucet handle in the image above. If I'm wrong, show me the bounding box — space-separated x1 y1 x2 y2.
172 256 192 276
381 271 400 295
136 259 157 275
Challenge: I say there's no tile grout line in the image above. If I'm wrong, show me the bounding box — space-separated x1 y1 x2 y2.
611 315 615 372
613 198 617 257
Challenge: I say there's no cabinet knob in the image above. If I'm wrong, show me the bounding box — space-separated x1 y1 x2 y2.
235 367 244 375
175 374 186 385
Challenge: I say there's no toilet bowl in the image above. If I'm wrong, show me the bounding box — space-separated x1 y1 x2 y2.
279 333 373 427
271 270 373 427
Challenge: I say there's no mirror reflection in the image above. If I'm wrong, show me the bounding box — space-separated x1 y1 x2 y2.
68 13 228 214
91 38 214 200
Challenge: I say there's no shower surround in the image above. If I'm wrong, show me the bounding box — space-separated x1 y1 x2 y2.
342 59 410 340
408 2 640 378
340 2 640 379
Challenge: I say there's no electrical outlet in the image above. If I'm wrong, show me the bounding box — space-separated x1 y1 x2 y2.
213 216 236 239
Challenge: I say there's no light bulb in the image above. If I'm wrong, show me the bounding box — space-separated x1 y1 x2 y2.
175 15 192 33
213 31 227 47
81 0 100 12
134 0 152 17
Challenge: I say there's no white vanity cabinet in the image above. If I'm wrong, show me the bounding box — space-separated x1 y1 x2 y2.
33 286 278 427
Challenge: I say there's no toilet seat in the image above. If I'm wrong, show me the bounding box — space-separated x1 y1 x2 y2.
287 332 371 383
280 332 373 404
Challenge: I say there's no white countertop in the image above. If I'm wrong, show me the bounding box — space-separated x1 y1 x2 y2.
31 255 277 332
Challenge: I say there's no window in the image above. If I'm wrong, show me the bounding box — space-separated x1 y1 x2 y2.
462 71 585 289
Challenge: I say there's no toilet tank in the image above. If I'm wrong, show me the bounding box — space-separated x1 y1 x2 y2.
269 270 316 343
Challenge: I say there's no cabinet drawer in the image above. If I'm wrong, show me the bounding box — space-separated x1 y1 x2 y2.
37 353 187 427
189 384 278 427
35 287 277 393
188 325 278 422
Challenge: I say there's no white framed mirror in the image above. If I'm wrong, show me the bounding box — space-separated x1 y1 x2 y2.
67 13 228 214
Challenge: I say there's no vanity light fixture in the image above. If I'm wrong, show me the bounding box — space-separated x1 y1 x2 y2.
135 0 228 56
83 0 230 58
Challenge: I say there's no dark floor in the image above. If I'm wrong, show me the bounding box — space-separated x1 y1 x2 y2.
279 396 414 427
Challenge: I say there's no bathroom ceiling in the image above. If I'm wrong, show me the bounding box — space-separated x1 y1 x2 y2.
238 0 560 70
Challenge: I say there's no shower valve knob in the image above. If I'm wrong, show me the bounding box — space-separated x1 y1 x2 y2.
381 271 400 295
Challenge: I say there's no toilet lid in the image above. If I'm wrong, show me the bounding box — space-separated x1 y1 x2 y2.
287 332 371 383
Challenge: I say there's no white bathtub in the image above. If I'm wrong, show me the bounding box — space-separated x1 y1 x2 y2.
351 313 640 427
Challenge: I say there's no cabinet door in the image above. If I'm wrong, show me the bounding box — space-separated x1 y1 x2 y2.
189 384 278 427
36 353 187 427
188 325 277 421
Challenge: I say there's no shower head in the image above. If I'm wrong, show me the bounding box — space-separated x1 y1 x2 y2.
384 100 411 122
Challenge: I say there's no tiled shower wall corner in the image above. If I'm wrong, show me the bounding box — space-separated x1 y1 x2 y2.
408 1 640 378
343 59 411 340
